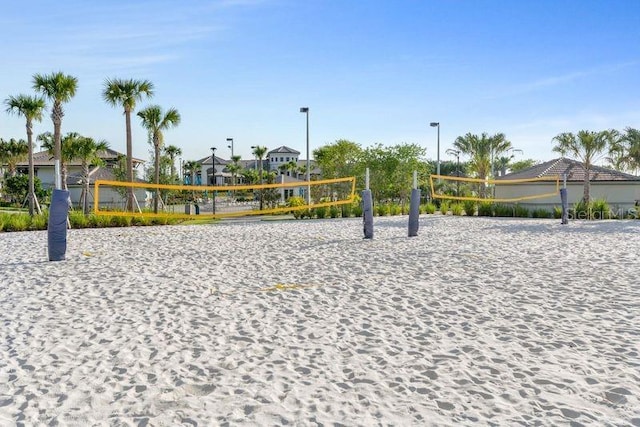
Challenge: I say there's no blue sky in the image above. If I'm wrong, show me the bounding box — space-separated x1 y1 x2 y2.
1 0 639 168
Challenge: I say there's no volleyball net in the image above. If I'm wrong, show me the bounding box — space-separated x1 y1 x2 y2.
93 176 356 219
429 174 561 203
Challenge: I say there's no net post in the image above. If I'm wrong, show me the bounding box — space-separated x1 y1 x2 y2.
408 170 420 237
363 168 373 239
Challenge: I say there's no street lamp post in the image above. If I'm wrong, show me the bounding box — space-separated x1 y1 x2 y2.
251 145 258 172
430 122 440 179
446 148 461 196
300 107 310 205
210 147 216 214
227 137 234 157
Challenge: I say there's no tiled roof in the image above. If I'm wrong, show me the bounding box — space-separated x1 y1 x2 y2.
17 148 144 166
268 146 300 155
497 157 640 182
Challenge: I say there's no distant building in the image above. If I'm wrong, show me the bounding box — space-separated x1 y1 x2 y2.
495 157 640 212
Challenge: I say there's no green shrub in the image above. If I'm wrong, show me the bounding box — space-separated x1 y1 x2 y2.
423 202 436 214
478 202 493 217
4 214 30 232
463 200 476 216
514 205 529 218
29 213 48 230
329 205 340 218
494 204 513 217
439 201 450 215
590 199 612 219
314 206 327 219
376 203 389 216
451 203 464 216
553 206 562 219
389 203 402 216
69 211 89 228
352 203 363 217
531 208 552 219
341 204 352 218
287 196 307 219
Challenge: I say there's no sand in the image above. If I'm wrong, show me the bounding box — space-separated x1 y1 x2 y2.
0 216 639 426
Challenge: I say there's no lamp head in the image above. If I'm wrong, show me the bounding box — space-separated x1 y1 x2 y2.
226 138 233 142
300 107 309 113
430 122 439 127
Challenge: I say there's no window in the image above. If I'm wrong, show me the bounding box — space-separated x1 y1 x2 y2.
286 157 289 162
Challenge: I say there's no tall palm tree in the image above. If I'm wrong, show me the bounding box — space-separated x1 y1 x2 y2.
137 105 181 213
70 136 109 214
609 127 640 174
0 138 29 177
552 130 619 205
454 132 512 197
227 155 242 185
183 160 200 185
164 144 182 181
252 145 268 209
4 94 46 215
102 78 154 211
32 72 78 190
38 131 81 190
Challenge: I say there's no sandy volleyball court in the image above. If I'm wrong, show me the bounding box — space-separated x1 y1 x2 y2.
1 216 639 426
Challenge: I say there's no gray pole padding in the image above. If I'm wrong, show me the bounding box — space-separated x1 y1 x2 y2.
48 189 70 261
560 188 569 225
408 188 420 237
362 189 374 239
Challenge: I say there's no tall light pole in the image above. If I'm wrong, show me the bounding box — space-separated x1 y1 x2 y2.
227 137 234 157
251 145 258 171
210 147 216 214
430 122 440 178
300 107 310 205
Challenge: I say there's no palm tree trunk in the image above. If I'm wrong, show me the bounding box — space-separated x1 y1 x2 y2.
82 163 89 214
125 108 134 212
26 122 35 216
154 136 160 214
583 164 590 206
52 103 63 191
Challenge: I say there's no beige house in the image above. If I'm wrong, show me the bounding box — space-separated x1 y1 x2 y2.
495 157 640 214
11 149 147 209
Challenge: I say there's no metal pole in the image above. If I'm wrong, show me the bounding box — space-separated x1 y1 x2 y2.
211 147 216 214
437 124 440 177
300 107 310 205
227 137 234 158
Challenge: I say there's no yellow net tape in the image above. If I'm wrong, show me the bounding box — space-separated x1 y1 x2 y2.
93 176 356 219
429 174 560 203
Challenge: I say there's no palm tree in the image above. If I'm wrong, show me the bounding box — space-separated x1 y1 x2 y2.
252 145 268 209
227 155 242 185
38 131 81 190
32 72 78 190
102 78 154 211
137 105 181 213
4 94 46 215
552 130 619 205
454 132 512 197
183 160 200 186
69 136 109 214
609 127 640 174
164 144 182 182
0 138 29 177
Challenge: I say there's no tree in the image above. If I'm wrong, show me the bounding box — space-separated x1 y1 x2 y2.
251 146 268 209
70 136 109 214
227 155 242 185
0 138 29 177
183 160 200 185
32 72 78 190
608 127 640 174
453 132 512 197
38 131 81 190
552 130 619 205
102 78 154 211
4 94 46 215
509 159 538 173
164 144 182 182
137 105 180 213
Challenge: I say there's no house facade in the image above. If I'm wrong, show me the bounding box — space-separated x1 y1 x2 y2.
495 157 640 213
11 149 147 209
